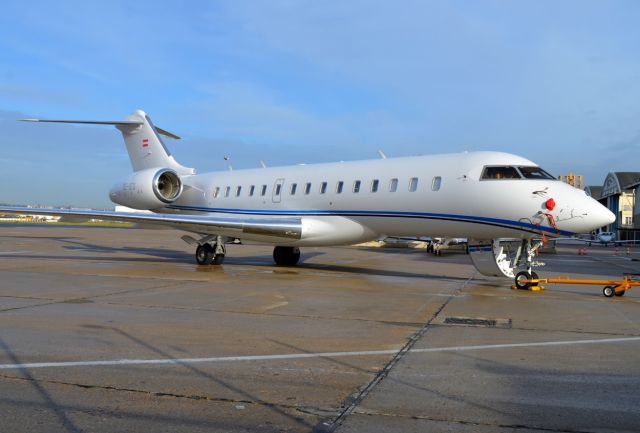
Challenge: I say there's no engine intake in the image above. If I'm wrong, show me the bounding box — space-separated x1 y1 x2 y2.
153 170 182 203
110 168 183 210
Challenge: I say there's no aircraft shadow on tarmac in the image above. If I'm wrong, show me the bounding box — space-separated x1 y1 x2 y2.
80 325 315 430
270 337 640 431
442 350 640 431
0 235 193 262
266 338 523 430
0 330 315 432
0 337 84 433
2 235 637 282
0 235 470 281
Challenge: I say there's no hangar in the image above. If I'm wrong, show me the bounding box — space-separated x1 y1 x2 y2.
585 172 640 242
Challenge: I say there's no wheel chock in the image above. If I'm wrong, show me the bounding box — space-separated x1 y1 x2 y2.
511 284 545 291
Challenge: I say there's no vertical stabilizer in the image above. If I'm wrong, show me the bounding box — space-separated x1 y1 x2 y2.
117 110 193 173
21 110 195 174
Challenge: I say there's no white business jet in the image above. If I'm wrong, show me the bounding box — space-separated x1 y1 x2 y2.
0 110 615 285
580 231 633 247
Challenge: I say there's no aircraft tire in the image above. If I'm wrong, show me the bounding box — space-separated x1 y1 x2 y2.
273 246 301 266
196 244 214 265
603 285 615 298
514 271 535 290
212 253 225 265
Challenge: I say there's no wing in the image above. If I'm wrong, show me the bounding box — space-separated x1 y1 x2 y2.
0 206 301 240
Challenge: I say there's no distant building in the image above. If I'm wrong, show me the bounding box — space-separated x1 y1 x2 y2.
585 171 640 241
558 172 583 189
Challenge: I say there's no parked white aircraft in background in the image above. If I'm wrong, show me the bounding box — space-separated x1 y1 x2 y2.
584 231 635 247
428 238 468 255
554 231 636 247
590 231 616 246
0 110 615 284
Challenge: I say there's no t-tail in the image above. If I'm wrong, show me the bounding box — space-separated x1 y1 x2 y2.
21 110 194 175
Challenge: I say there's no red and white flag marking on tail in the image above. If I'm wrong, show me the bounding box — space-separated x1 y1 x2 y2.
142 138 149 148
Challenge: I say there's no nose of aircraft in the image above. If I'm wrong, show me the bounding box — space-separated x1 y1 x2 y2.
589 199 616 230
599 204 616 226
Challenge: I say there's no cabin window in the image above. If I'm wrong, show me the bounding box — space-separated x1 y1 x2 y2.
409 177 418 192
236 186 242 197
353 180 361 193
320 182 328 194
213 187 220 198
290 183 297 195
431 176 441 191
481 166 521 180
371 179 379 193
275 184 282 196
517 166 555 180
249 185 255 196
304 182 312 195
389 178 398 192
336 181 344 194
260 185 267 196
224 186 230 198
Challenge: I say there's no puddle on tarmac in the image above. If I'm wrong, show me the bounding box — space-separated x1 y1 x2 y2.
62 298 94 304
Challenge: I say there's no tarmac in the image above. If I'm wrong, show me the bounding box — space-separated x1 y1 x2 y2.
0 224 639 433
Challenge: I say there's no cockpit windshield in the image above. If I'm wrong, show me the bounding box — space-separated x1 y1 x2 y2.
481 166 521 180
480 166 555 180
517 166 555 179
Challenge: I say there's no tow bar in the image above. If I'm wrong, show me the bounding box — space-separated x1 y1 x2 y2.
513 273 640 298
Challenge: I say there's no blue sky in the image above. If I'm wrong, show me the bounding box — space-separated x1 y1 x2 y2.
1 1 640 207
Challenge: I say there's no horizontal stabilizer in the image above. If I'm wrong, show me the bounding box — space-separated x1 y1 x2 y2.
20 118 181 140
20 119 143 126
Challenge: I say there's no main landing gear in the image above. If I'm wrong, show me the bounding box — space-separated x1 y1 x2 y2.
273 246 301 266
195 235 226 265
190 236 301 267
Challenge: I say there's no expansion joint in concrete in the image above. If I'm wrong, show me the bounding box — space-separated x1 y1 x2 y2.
314 274 475 433
350 409 595 433
0 373 308 412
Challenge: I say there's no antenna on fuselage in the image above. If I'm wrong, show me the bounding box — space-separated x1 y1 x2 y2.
377 150 387 159
224 155 233 171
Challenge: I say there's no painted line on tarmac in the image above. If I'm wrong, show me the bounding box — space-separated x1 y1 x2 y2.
1 336 639 370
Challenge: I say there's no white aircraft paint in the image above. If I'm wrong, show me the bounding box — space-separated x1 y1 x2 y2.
1 110 615 279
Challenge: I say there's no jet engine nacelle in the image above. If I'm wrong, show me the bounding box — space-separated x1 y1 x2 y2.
109 168 183 210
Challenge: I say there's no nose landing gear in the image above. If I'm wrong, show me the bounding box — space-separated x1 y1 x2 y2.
514 270 539 290
513 239 544 289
